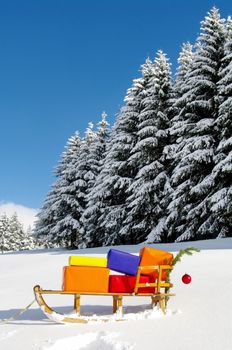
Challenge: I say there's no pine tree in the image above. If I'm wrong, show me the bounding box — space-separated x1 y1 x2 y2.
0 213 32 252
21 225 36 250
124 51 174 243
208 17 232 237
8 213 25 250
167 7 225 242
56 132 83 176
81 112 111 247
35 178 67 248
90 59 156 246
172 41 194 128
35 132 82 247
175 42 194 93
0 214 11 253
84 113 110 192
162 43 194 241
50 123 97 248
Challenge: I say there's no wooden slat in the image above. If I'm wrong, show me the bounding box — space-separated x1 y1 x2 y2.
157 267 162 293
136 293 175 297
134 265 142 294
40 290 133 296
138 265 173 270
39 289 175 297
135 282 172 289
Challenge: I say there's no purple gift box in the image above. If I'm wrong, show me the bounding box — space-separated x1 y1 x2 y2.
107 249 141 276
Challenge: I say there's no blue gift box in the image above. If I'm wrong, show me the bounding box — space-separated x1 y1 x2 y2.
107 249 141 276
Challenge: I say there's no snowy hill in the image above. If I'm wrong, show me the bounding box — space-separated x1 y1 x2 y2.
0 239 232 350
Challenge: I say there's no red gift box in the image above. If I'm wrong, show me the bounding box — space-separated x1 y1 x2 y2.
109 275 155 293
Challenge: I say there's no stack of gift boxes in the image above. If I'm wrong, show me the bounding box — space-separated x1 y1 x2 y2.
62 247 173 294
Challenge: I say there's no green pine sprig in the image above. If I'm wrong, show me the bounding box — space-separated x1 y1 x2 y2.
172 247 200 267
165 247 200 303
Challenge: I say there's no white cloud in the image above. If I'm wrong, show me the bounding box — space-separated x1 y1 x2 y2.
0 202 39 229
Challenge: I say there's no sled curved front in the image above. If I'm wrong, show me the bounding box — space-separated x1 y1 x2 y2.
34 285 93 323
33 285 126 323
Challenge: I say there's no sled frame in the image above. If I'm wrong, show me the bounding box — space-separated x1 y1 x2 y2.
34 264 175 323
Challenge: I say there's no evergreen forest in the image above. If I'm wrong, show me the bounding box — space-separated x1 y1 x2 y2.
35 8 232 248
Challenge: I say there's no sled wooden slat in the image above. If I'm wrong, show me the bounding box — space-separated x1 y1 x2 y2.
139 265 173 270
38 289 174 296
39 290 133 296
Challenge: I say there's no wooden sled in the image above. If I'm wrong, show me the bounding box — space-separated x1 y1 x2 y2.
34 265 175 324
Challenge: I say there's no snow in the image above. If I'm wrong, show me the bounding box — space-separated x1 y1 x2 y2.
0 239 232 350
43 332 133 350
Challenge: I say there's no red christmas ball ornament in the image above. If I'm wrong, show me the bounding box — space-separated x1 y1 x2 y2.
182 274 192 284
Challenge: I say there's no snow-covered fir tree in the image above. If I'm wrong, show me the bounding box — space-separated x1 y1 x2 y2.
172 41 194 122
56 132 83 177
21 225 36 250
0 214 11 253
99 58 160 245
81 112 111 247
208 16 232 237
84 113 110 192
124 51 174 243
88 58 157 246
8 213 25 250
0 213 35 252
165 7 225 242
35 132 82 247
49 123 98 248
160 43 195 241
35 180 66 248
175 42 194 92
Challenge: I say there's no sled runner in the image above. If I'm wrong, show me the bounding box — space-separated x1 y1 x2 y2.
34 263 175 324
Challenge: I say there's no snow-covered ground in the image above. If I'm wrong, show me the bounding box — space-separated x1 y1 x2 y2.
0 238 232 350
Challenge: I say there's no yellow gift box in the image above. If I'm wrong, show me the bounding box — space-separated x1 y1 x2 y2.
69 256 107 267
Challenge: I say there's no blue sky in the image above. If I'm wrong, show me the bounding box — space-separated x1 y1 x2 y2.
0 0 231 210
